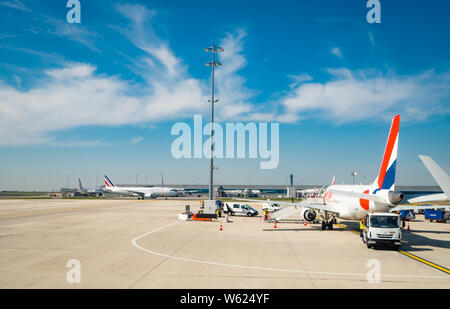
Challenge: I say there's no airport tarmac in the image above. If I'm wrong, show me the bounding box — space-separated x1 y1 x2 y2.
0 199 448 289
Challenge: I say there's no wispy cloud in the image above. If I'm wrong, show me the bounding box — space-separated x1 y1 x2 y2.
46 17 100 52
0 0 30 12
331 47 342 58
278 68 450 124
215 29 275 122
130 136 143 144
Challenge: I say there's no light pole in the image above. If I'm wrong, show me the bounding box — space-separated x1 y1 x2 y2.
205 44 223 200
351 171 358 185
67 174 70 189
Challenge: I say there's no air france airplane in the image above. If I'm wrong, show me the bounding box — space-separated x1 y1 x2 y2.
102 175 178 199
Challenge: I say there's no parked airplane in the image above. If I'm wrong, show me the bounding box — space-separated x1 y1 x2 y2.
102 175 178 199
237 115 440 230
78 179 103 197
407 155 449 203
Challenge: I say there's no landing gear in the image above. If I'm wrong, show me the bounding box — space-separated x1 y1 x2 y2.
321 212 334 230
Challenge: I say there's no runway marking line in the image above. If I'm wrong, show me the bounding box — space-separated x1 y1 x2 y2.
132 221 449 280
399 251 450 275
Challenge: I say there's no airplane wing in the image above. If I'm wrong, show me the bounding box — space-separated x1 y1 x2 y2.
328 188 386 203
407 193 448 203
390 204 450 212
417 155 450 201
232 198 337 213
127 191 145 199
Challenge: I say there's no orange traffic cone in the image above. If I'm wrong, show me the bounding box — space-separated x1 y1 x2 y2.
407 223 410 231
304 220 307 226
273 221 277 229
219 223 223 231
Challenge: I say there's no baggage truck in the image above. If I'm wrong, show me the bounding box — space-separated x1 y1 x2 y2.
425 209 448 223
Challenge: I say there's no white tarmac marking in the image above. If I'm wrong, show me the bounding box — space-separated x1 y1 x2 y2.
132 221 449 280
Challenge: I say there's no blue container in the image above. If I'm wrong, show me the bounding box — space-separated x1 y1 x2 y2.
400 210 415 219
424 209 444 220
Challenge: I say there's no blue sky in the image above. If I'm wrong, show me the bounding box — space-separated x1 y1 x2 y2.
0 0 449 190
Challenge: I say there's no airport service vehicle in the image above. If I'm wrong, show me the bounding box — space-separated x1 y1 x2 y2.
362 213 402 250
425 209 448 223
102 175 178 199
235 115 447 230
223 203 258 217
399 210 415 221
262 201 282 212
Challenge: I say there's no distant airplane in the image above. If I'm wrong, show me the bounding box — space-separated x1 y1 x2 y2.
78 179 103 197
237 115 446 230
407 155 449 203
102 175 177 199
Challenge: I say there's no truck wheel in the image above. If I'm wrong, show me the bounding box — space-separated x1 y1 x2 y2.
247 213 252 217
321 221 326 230
394 245 401 251
366 240 372 249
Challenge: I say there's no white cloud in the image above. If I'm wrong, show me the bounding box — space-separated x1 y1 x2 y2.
0 63 206 146
0 0 30 12
278 68 450 123
130 136 143 144
214 29 275 122
331 47 342 58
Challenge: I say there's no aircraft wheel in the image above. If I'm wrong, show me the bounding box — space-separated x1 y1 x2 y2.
321 221 326 230
327 222 333 230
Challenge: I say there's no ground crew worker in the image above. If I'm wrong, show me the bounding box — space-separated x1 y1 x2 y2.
216 207 221 218
264 208 269 221
360 219 364 237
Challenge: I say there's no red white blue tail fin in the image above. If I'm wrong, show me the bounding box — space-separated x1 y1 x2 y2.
371 115 400 191
104 175 115 188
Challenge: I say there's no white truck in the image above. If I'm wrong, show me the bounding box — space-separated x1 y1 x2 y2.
362 212 402 250
262 201 282 212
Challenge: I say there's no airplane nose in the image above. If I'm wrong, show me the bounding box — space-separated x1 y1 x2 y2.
388 191 404 205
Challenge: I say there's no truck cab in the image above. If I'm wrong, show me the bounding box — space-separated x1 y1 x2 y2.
362 213 402 250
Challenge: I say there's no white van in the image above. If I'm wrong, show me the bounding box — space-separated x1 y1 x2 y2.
223 203 258 217
262 201 282 212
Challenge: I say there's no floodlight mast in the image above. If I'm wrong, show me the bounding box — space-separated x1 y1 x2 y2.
205 44 223 200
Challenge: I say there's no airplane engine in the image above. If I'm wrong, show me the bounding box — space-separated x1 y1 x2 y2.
302 208 316 221
388 191 404 205
144 193 154 199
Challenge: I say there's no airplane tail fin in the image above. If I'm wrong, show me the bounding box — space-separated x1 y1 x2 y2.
104 175 116 188
371 115 400 191
78 179 84 191
161 173 165 187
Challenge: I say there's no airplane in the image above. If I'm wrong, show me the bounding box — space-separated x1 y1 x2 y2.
219 187 260 198
235 114 436 230
102 175 178 199
406 155 449 203
78 179 103 197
